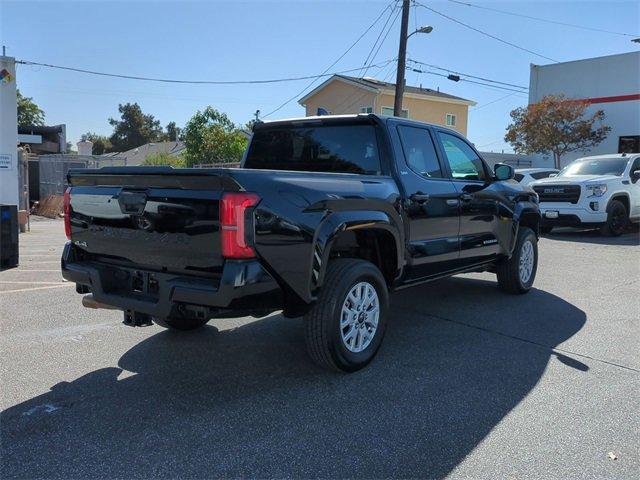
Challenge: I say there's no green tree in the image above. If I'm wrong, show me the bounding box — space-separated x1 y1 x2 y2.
164 122 181 142
182 107 248 167
81 132 112 155
17 90 45 126
505 95 611 169
142 151 185 167
108 103 163 152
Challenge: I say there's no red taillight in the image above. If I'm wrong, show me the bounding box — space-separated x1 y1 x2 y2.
63 187 72 240
220 192 260 259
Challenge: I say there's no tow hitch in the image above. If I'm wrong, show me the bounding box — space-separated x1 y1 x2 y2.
123 310 153 327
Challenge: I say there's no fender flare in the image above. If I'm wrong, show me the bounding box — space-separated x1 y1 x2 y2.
310 210 403 297
510 202 541 254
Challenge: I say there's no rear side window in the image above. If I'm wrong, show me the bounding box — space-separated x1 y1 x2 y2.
397 126 443 178
245 125 381 174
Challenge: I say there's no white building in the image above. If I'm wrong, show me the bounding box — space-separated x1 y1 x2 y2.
529 51 640 167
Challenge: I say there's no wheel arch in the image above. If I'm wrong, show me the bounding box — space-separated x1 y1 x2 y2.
312 211 403 295
608 193 630 215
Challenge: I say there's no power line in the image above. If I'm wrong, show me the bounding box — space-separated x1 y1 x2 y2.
407 59 528 90
447 0 639 38
16 59 394 86
414 2 558 62
408 67 528 94
262 0 396 118
363 6 402 79
359 1 400 77
469 92 522 112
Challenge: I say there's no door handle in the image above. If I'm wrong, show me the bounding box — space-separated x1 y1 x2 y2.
410 193 430 204
460 193 473 202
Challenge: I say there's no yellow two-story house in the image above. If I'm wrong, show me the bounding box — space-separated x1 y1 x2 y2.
298 75 476 135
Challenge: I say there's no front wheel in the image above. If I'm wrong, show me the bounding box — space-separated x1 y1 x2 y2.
600 200 628 237
496 227 538 294
304 259 389 372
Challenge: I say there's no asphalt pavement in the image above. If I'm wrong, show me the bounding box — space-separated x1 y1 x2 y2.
1 217 639 479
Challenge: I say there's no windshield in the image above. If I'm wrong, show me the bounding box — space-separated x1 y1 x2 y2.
559 158 628 177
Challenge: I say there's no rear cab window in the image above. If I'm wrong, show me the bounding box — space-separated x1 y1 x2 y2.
245 124 382 175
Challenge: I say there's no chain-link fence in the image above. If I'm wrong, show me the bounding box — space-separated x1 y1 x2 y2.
34 154 126 200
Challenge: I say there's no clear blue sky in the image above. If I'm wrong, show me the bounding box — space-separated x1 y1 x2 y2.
2 0 639 152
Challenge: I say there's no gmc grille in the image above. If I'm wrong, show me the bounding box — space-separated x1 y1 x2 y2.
533 185 581 204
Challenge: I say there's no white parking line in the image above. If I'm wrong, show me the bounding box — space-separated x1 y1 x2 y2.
0 284 74 294
1 269 61 273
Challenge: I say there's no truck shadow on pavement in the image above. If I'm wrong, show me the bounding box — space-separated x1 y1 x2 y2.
544 224 640 246
2 277 586 479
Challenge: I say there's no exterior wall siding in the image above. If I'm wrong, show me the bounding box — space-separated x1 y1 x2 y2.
377 93 469 135
302 79 471 135
304 80 377 116
529 52 640 166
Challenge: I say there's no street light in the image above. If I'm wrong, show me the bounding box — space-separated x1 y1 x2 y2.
394 12 435 116
407 25 434 39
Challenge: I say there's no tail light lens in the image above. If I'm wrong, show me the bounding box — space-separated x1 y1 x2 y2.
63 187 72 240
220 192 260 259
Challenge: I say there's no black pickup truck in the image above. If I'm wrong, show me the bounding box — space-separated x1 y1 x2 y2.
62 114 540 372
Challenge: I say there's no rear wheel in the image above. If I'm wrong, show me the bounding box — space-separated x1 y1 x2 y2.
304 259 389 372
600 200 628 237
496 227 538 294
153 316 209 331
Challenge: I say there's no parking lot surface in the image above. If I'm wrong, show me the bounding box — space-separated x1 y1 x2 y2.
1 218 639 479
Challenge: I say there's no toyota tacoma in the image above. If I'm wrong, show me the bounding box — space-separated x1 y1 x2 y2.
62 114 541 372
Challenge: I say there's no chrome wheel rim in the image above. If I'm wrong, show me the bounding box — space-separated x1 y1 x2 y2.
519 240 534 284
340 281 379 353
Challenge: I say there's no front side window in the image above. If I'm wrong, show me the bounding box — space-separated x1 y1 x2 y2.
437 132 487 181
446 114 456 127
397 126 443 178
245 124 381 175
559 158 628 177
381 106 408 118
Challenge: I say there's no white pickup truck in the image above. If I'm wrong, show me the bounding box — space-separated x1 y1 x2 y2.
530 154 640 236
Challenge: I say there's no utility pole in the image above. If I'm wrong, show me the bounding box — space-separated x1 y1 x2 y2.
393 0 411 117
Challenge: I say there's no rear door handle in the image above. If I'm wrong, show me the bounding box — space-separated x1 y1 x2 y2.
460 193 473 202
410 193 430 204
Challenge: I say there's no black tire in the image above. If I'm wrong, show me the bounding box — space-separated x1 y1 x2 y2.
600 200 628 237
496 226 538 294
539 226 553 235
153 316 209 331
304 259 389 372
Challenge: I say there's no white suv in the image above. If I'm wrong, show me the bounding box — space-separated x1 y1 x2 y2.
530 154 640 236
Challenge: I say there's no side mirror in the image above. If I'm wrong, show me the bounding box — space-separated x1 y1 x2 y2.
494 163 514 181
632 169 640 180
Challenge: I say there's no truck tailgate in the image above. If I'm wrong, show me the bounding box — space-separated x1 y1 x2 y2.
67 168 241 275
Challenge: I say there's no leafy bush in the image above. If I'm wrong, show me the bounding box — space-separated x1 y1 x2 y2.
142 152 185 167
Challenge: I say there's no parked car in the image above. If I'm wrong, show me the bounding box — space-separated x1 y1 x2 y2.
61 114 541 372
514 168 559 185
531 153 640 236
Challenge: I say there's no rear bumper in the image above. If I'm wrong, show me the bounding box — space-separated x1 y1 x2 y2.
61 242 282 319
